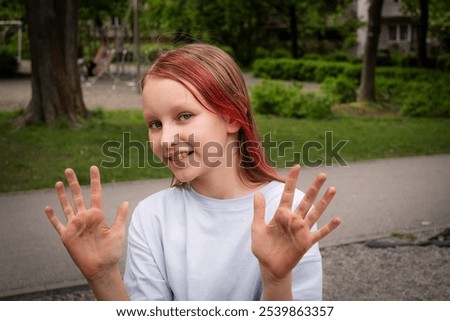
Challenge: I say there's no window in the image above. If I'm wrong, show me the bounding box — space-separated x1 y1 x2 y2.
388 25 410 42
400 25 408 41
389 26 397 41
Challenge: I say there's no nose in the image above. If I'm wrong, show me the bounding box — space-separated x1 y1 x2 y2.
160 124 180 147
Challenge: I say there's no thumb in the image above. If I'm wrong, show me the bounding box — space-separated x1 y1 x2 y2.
114 201 129 229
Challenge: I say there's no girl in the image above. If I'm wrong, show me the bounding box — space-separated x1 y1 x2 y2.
45 44 341 301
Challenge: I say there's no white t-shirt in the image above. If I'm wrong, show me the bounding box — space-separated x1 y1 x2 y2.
123 181 322 301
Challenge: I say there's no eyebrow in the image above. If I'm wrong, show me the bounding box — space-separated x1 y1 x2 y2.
143 102 194 120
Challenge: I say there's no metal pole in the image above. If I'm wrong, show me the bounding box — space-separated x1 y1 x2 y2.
17 24 22 63
133 0 141 93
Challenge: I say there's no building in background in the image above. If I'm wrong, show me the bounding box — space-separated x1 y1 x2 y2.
355 0 437 57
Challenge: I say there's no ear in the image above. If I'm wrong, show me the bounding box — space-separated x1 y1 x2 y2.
226 118 241 134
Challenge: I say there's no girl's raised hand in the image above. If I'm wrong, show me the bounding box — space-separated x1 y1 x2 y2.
45 166 129 283
251 165 341 284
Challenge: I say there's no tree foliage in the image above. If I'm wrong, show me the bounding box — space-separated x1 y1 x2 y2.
0 0 26 20
139 0 356 65
78 0 129 24
1 0 356 68
140 0 269 65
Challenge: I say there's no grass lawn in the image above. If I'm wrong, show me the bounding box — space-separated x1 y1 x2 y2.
1 109 449 192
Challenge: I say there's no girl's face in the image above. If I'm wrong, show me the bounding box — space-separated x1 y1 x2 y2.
142 77 240 185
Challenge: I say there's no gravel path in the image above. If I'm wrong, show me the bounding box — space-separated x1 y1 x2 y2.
322 230 450 300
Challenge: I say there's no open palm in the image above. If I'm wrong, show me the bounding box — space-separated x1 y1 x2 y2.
45 166 128 281
251 165 341 280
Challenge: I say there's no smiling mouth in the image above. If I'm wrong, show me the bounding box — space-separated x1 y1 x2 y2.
168 151 194 162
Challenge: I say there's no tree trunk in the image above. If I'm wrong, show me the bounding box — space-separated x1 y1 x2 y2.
15 0 89 127
358 0 384 102
288 4 298 59
417 0 428 68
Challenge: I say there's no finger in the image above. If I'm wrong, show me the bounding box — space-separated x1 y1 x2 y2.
55 181 75 220
65 168 86 212
90 165 103 209
113 201 129 230
278 165 301 210
305 186 336 226
252 192 266 228
295 172 327 218
44 206 65 235
312 217 342 244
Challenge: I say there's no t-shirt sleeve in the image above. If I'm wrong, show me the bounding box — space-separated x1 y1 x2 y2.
123 202 173 300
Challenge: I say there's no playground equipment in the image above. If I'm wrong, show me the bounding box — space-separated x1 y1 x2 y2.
1 1 142 90
0 20 23 63
78 22 134 88
78 0 141 92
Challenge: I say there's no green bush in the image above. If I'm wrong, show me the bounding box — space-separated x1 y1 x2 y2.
253 57 449 84
301 53 322 61
252 58 450 118
400 83 434 117
400 79 450 117
390 51 416 67
436 54 450 72
254 47 270 59
250 79 332 119
251 80 304 117
376 77 450 117
376 68 450 116
321 75 358 103
375 77 403 109
377 66 450 83
254 47 291 59
252 58 360 82
270 48 291 58
323 50 351 62
302 93 333 119
302 51 359 63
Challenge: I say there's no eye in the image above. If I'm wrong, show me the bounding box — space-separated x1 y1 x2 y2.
179 113 192 121
148 121 162 129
